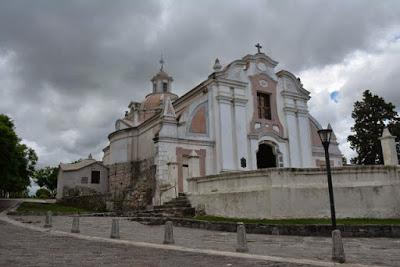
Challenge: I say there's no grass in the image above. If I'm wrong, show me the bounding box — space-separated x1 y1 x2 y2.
194 215 400 225
16 202 93 214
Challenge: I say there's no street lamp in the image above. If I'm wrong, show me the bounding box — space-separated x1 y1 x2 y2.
317 127 336 229
318 126 345 263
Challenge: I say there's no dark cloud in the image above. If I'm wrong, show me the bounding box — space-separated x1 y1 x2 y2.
0 0 400 166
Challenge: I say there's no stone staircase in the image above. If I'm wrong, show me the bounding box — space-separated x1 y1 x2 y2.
128 193 195 225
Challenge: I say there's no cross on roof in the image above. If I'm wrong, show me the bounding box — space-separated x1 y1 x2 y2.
255 43 262 53
159 54 164 71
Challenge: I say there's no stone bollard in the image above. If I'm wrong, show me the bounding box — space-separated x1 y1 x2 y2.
44 211 52 228
163 221 175 244
236 222 249 252
332 229 346 263
71 215 80 233
110 219 120 239
271 227 280 235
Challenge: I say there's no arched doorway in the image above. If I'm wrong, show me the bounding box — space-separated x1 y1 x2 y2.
256 143 277 169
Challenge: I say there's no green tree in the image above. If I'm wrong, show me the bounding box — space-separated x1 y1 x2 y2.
347 90 399 165
0 114 38 196
33 166 59 197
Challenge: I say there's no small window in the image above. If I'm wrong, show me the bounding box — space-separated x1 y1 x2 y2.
81 177 88 184
91 171 100 184
162 82 168 92
153 82 156 92
257 92 271 120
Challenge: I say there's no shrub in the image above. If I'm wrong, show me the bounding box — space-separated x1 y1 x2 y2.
36 188 51 199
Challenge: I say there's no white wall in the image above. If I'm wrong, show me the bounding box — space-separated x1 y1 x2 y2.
188 165 400 219
56 163 109 199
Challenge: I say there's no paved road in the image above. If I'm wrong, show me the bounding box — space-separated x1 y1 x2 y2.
0 220 311 267
13 215 400 266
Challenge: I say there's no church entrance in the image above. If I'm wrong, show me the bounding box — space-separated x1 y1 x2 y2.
256 143 277 169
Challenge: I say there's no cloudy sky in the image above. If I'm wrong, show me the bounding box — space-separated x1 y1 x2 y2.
1 0 400 170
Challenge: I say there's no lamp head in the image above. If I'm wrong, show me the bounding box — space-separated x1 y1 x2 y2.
318 128 333 148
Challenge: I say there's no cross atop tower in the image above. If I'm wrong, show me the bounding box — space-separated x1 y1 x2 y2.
255 43 262 53
159 54 165 71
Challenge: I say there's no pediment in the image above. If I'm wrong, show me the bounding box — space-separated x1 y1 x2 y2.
277 70 310 100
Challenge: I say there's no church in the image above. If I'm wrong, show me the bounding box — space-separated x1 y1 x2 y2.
101 45 343 205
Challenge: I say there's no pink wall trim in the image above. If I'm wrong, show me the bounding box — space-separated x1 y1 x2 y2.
249 74 284 137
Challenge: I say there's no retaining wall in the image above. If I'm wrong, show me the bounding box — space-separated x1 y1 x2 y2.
187 165 400 219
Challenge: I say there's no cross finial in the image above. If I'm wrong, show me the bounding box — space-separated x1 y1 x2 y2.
255 43 262 53
159 54 164 71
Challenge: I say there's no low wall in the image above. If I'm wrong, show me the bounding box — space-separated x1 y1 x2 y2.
129 217 400 238
187 166 400 219
59 193 110 212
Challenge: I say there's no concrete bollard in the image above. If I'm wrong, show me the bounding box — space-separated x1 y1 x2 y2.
44 211 52 228
236 222 249 252
110 219 120 239
163 221 175 244
332 229 346 263
71 215 80 233
271 227 280 235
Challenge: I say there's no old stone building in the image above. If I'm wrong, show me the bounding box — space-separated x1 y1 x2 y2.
56 154 109 199
102 47 343 207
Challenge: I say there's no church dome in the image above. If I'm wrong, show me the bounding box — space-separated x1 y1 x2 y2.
142 92 178 110
151 69 173 82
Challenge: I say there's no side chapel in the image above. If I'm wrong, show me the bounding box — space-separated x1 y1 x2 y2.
102 45 342 204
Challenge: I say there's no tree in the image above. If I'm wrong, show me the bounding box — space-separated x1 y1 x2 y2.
33 166 59 197
347 90 399 165
0 114 38 196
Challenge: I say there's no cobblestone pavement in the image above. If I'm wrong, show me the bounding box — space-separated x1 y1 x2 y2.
12 215 400 266
0 220 312 267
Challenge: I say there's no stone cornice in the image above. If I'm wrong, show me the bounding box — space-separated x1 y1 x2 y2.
216 95 233 103
281 90 310 101
213 78 248 88
154 136 215 147
283 107 297 114
232 98 248 106
248 131 288 143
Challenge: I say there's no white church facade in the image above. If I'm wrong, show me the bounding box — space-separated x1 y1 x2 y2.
102 47 343 204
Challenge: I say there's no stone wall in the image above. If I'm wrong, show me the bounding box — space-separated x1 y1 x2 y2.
187 165 400 219
108 158 156 211
59 193 109 212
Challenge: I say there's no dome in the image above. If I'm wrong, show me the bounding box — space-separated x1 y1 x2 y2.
141 92 178 110
151 70 173 82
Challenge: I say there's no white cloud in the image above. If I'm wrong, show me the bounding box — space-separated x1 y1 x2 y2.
1 1 400 166
301 31 400 161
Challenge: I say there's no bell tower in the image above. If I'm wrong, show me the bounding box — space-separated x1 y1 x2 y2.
151 56 174 93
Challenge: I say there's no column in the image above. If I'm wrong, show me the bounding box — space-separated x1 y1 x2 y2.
380 127 399 165
217 94 235 170
297 111 313 167
233 98 248 170
285 108 301 167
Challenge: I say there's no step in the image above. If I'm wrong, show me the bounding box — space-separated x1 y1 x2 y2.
129 216 167 225
153 203 191 209
132 212 163 217
163 198 189 204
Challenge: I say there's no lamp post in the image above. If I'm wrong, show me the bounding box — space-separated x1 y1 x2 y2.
317 127 336 229
318 126 345 263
